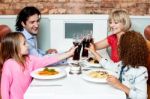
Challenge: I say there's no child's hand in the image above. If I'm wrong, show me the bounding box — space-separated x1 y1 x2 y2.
85 43 101 61
57 46 77 60
107 75 130 95
107 75 122 89
67 46 77 56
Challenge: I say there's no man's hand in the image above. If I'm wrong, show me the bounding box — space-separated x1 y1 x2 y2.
46 49 57 54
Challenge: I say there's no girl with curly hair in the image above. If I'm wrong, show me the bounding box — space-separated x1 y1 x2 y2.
87 30 148 99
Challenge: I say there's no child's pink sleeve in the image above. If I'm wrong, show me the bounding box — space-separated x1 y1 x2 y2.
29 55 60 70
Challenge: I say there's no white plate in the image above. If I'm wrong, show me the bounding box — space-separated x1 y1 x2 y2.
82 60 101 68
31 67 67 80
82 69 118 83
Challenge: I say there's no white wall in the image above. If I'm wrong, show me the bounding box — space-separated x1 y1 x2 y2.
49 15 108 52
130 16 150 36
0 15 150 52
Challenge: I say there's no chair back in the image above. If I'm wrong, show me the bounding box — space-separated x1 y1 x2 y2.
0 25 11 41
144 25 150 41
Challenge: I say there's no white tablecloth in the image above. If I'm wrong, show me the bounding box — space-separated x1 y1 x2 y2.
24 66 126 99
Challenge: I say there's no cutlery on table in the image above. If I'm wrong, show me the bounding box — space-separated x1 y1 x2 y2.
30 84 63 87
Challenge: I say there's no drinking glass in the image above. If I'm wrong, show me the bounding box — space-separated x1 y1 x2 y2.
69 62 82 75
72 34 82 61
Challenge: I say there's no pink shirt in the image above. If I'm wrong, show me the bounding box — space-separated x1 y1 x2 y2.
107 34 120 62
1 55 59 99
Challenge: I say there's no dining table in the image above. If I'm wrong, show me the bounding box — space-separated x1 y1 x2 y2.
24 63 126 99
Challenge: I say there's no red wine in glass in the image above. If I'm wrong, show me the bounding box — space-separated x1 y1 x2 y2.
73 44 82 60
82 38 89 57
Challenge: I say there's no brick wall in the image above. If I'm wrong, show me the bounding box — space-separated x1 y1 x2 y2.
0 0 149 15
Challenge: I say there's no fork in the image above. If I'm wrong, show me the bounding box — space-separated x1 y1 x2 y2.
30 84 63 87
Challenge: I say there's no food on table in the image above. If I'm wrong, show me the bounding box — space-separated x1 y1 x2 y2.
88 70 108 79
87 57 99 64
38 67 59 76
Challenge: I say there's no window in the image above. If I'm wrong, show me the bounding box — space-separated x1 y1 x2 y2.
65 23 93 38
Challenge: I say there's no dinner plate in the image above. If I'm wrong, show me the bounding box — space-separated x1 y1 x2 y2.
82 69 118 83
82 60 101 68
31 67 67 80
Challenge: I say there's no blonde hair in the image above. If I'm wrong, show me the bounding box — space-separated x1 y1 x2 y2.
0 32 27 70
108 9 131 32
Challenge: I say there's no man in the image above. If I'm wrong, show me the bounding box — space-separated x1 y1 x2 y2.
15 6 57 57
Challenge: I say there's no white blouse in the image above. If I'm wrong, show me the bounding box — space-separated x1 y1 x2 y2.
100 58 148 99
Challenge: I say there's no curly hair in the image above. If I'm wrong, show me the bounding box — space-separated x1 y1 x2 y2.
119 30 148 68
15 6 41 31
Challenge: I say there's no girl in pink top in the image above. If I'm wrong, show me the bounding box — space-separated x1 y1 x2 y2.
0 32 75 99
95 9 131 62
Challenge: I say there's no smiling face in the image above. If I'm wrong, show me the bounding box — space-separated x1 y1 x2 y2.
21 14 40 35
108 9 131 34
19 36 29 56
109 19 125 34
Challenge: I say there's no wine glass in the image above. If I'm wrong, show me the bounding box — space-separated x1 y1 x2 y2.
72 33 82 61
72 34 80 46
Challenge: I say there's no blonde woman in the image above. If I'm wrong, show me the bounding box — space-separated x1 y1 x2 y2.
95 9 131 62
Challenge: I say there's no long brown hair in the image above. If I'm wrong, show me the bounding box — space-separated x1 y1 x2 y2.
0 32 28 70
119 30 148 67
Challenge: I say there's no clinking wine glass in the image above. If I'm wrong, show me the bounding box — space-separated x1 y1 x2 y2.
81 32 93 58
72 34 82 61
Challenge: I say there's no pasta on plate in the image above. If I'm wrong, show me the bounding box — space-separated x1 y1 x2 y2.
38 67 59 76
88 70 109 79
